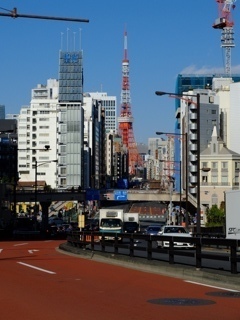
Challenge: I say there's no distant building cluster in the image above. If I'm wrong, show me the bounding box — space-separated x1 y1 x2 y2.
1 48 240 216
0 49 147 213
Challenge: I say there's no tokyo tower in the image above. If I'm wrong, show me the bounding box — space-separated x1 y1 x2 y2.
118 30 142 176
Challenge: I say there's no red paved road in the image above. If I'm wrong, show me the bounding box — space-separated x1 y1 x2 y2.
0 240 239 320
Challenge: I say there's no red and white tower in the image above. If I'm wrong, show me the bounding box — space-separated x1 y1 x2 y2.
118 30 141 175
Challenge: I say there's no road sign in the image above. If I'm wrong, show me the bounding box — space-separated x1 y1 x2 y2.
86 189 100 200
114 190 128 201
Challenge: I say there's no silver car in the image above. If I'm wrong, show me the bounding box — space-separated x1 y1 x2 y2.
157 225 194 248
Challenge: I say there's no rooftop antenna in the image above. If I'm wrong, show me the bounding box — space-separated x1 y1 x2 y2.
67 28 70 51
73 32 76 51
79 28 82 50
61 32 64 51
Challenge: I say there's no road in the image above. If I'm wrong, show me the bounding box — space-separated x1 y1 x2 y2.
0 240 239 320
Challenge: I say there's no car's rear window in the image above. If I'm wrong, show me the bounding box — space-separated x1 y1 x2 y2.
165 227 187 233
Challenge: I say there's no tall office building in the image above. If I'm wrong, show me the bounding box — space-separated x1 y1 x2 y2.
175 74 240 138
84 92 117 134
57 50 84 189
83 94 108 189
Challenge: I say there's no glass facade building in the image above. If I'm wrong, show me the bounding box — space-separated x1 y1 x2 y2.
59 51 83 103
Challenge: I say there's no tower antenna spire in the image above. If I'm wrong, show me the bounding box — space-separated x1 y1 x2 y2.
118 30 142 176
124 30 128 61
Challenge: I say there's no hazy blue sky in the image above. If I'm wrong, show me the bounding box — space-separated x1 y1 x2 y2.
1 0 240 144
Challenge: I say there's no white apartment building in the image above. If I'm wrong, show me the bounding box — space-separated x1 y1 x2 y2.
85 92 117 134
147 137 169 182
18 79 59 188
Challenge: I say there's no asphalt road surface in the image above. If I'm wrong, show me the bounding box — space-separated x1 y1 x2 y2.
0 240 239 320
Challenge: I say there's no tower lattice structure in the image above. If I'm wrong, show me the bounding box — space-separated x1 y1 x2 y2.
118 30 142 175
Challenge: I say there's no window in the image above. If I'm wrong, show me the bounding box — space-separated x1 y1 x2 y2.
211 176 218 183
60 178 66 185
221 162 228 169
202 162 208 168
235 162 240 170
60 167 66 175
221 176 228 184
212 162 218 169
212 193 218 206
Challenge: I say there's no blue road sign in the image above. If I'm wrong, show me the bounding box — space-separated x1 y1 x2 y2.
86 189 100 200
114 190 128 201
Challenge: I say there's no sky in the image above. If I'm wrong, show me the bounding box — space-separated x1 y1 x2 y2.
1 0 240 144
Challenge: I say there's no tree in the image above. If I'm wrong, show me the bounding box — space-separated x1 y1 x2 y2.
205 204 225 227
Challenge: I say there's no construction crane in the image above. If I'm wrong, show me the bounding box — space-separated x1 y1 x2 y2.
0 7 89 23
213 0 236 76
118 30 142 176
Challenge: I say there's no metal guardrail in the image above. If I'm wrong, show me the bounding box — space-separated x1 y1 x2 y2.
66 231 240 274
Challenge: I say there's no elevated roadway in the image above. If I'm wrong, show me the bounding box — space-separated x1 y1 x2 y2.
106 189 198 212
4 189 198 232
9 189 197 209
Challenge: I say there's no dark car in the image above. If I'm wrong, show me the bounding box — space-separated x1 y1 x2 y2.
123 221 139 233
144 225 162 235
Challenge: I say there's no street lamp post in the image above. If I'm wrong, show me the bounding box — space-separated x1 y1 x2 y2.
155 91 201 233
34 159 57 216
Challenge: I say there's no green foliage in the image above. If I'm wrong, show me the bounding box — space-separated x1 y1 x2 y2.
205 204 225 227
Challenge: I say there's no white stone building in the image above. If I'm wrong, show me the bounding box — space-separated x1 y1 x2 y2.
200 126 240 209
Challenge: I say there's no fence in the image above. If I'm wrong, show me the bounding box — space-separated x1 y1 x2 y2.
66 231 240 274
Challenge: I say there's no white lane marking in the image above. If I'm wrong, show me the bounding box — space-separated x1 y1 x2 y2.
28 249 39 254
185 280 239 292
14 243 28 246
17 262 56 274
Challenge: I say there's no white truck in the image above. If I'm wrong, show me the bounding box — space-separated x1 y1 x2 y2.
99 208 124 240
123 212 140 233
225 190 240 239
